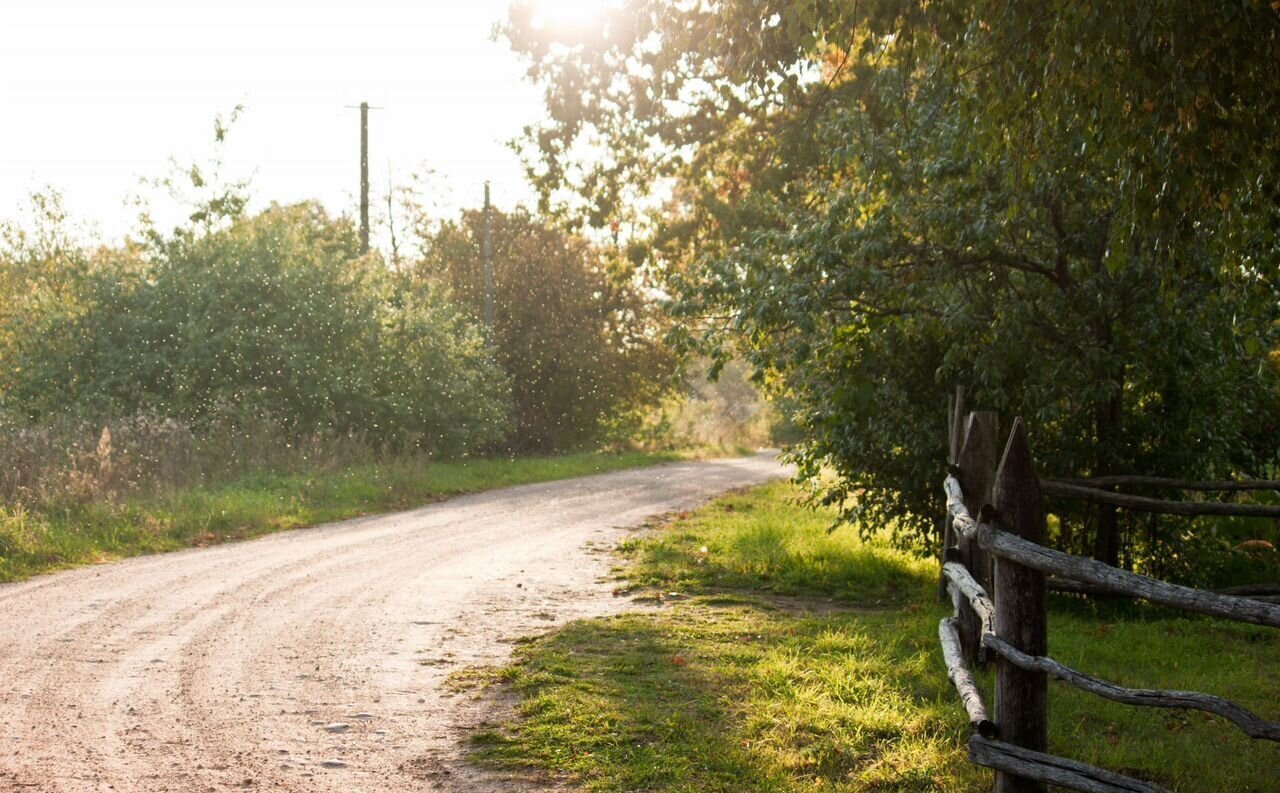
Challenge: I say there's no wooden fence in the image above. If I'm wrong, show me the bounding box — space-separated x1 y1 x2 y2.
937 387 1280 793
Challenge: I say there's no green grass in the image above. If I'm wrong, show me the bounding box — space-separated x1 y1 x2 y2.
0 450 682 583
464 481 1280 792
617 485 933 604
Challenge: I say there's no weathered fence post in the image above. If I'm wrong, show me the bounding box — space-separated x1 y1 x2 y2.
949 386 967 467
940 386 967 600
955 410 999 665
993 418 1048 793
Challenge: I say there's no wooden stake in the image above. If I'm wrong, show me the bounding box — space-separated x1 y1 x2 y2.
993 418 1048 793
940 387 964 600
949 386 967 465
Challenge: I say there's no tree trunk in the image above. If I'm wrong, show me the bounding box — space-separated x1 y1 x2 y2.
1091 369 1124 568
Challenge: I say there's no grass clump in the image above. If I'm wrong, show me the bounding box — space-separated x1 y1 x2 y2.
470 481 1280 792
619 482 934 604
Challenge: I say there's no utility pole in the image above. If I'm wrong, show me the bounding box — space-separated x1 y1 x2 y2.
346 101 381 254
359 101 370 255
483 181 494 329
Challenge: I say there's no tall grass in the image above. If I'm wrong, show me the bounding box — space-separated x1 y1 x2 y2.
0 409 408 504
0 409 686 582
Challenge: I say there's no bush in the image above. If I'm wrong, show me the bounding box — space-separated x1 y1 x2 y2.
1 202 512 456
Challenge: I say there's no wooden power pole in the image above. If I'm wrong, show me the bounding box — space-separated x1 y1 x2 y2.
359 101 370 255
347 100 380 254
483 181 494 329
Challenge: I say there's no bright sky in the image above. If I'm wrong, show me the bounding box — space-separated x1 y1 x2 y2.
0 0 594 242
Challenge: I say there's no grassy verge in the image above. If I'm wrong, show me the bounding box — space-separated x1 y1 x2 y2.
461 481 1280 792
0 450 685 583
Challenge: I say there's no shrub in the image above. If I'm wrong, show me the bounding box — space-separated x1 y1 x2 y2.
1 202 512 456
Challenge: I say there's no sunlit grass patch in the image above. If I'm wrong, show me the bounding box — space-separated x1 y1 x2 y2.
470 481 1280 792
474 599 984 792
620 481 936 605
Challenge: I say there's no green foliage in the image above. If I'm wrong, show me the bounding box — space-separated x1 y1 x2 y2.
1 202 512 456
637 359 791 452
418 207 671 452
0 190 91 371
504 0 1280 553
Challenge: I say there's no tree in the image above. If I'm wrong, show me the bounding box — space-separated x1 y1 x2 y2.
0 191 93 372
417 207 671 452
505 0 1280 561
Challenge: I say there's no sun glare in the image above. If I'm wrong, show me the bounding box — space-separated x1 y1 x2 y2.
530 0 620 31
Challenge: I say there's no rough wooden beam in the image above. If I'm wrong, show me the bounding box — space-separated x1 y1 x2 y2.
956 410 999 665
1214 583 1280 597
949 385 967 464
1046 476 1280 492
992 418 1048 793
1041 481 1280 518
968 736 1172 793
940 389 960 602
977 526 1280 628
983 634 1280 742
939 618 998 738
1050 578 1280 604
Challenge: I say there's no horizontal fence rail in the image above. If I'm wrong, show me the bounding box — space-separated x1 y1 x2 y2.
1039 480 1280 519
982 634 1280 741
1045 475 1280 492
975 524 1280 628
967 736 1170 793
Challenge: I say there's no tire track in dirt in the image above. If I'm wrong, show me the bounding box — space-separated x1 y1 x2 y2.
0 453 786 791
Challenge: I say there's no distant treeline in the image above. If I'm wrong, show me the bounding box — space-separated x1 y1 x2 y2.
0 190 673 500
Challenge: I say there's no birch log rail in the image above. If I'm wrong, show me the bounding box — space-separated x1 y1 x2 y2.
944 474 979 538
975 524 1280 628
939 617 997 738
943 561 995 635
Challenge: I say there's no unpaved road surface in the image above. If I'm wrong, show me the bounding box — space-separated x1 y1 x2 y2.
0 453 785 792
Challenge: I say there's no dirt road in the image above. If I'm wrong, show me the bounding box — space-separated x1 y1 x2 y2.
0 453 785 792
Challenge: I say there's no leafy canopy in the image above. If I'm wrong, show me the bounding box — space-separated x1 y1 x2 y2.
505 0 1280 549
